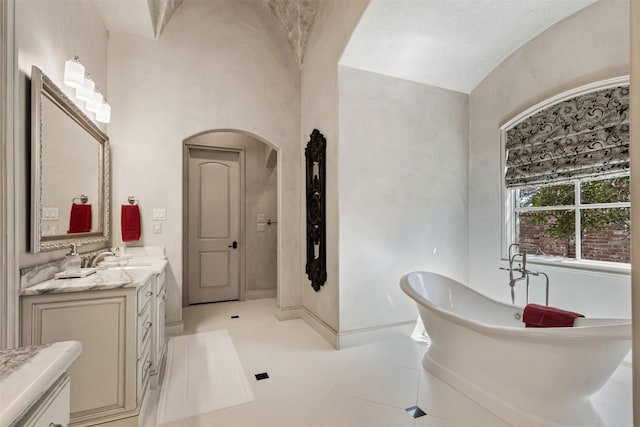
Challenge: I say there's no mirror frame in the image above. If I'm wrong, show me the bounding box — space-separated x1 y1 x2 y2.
30 65 110 253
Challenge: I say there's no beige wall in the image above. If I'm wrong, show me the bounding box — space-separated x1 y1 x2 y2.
16 0 109 268
300 0 369 333
338 66 469 332
107 0 301 325
1 0 17 348
245 138 278 294
468 0 631 316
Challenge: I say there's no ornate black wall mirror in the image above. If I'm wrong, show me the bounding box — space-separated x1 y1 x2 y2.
305 129 326 292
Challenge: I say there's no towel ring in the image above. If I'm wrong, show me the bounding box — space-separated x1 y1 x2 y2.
127 195 138 205
73 194 89 204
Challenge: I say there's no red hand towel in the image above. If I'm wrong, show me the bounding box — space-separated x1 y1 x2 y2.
523 303 584 328
121 205 141 242
68 203 92 233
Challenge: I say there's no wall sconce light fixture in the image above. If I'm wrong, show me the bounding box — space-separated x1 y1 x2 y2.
96 101 111 123
63 56 111 123
63 56 84 88
86 88 104 113
76 74 95 102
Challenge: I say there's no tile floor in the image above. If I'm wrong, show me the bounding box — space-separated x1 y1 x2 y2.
145 298 632 427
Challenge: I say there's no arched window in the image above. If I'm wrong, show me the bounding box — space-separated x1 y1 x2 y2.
501 78 630 266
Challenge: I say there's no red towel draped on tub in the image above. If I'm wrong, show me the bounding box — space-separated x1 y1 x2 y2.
121 204 141 242
523 303 584 328
68 203 92 233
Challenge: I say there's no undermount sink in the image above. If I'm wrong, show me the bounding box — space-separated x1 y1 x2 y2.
50 270 131 289
83 269 134 287
100 260 152 268
98 265 154 284
104 265 152 270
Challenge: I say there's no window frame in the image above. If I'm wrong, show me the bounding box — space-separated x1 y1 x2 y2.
512 177 630 262
499 76 630 274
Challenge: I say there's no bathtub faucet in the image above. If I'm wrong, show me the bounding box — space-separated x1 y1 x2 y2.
523 269 549 306
500 243 549 305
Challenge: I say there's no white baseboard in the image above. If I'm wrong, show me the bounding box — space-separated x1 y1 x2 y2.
245 288 277 300
337 321 416 348
275 306 414 350
166 321 183 337
274 305 301 321
275 305 339 349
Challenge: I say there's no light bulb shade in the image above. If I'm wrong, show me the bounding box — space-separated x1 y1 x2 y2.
86 91 104 113
96 102 111 123
76 77 95 102
63 58 85 89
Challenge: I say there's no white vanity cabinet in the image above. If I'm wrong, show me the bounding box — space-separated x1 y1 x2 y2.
150 268 167 388
1 341 81 427
136 277 154 403
21 274 155 427
15 373 71 427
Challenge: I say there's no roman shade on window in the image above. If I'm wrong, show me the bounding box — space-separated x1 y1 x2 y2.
504 84 629 188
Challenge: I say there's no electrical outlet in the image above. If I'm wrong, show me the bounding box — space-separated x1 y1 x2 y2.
257 223 266 232
257 213 266 223
153 221 162 234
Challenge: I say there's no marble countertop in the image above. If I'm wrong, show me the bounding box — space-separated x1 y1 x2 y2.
20 258 166 296
0 341 82 426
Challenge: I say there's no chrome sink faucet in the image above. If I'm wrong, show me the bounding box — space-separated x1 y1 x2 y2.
89 250 116 268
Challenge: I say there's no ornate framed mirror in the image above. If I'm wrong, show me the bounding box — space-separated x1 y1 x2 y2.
30 66 110 253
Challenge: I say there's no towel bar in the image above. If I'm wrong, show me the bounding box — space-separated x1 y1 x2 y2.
73 194 89 204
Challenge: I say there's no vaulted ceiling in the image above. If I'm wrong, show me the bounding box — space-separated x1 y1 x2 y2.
94 0 597 91
263 0 318 68
341 0 597 93
92 0 185 39
93 0 319 68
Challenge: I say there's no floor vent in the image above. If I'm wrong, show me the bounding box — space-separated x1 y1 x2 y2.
255 372 270 381
405 406 427 418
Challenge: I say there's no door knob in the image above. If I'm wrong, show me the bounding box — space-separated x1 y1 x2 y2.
228 241 238 249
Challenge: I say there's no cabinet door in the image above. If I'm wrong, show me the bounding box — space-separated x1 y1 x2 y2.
21 291 137 424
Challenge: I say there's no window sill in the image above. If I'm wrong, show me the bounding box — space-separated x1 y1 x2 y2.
501 256 630 276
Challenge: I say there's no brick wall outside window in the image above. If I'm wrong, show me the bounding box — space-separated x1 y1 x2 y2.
519 212 630 263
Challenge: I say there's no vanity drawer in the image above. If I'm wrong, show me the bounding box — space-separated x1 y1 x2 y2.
137 307 152 358
137 279 153 314
157 269 166 289
137 344 152 402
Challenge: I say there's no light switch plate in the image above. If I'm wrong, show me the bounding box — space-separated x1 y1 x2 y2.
153 221 162 233
42 207 59 220
153 208 166 221
257 223 266 232
256 213 266 223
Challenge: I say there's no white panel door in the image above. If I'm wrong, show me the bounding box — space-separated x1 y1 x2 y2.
187 148 240 304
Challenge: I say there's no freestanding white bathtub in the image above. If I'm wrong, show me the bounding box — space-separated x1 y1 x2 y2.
400 271 631 427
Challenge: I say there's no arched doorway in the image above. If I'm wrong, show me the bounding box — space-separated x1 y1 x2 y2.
182 130 279 306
